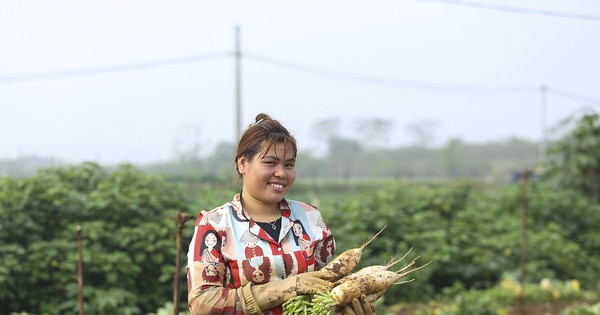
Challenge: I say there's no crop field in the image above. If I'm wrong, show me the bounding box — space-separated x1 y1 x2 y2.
1 164 599 314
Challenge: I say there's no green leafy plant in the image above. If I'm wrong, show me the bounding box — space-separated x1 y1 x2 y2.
561 303 600 315
0 163 191 314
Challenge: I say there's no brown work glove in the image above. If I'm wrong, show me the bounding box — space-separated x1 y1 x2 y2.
342 295 376 315
241 270 334 315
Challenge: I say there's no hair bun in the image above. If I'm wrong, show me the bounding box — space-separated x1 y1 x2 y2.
255 113 271 123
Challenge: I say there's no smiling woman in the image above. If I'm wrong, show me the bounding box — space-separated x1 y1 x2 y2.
185 113 376 315
235 114 298 222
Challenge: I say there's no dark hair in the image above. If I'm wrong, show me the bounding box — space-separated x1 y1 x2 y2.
234 113 297 176
291 219 308 247
199 230 222 253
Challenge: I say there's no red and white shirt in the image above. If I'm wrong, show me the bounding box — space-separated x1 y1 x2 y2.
186 194 335 315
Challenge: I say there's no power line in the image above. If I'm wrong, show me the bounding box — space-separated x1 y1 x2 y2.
548 87 600 105
1 49 597 104
409 0 600 21
0 52 232 84
244 52 538 94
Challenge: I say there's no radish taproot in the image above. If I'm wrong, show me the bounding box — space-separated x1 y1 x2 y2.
328 259 431 306
320 225 387 281
282 250 431 315
331 268 412 305
333 248 413 286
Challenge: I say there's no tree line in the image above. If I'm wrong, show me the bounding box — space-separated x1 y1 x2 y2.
1 118 541 182
141 136 539 184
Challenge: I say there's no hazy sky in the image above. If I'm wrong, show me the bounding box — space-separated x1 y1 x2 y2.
1 1 599 164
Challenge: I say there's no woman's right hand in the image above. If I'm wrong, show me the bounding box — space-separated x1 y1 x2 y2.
245 270 334 313
287 270 335 294
343 295 376 315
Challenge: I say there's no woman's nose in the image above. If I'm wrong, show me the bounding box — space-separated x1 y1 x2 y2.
274 164 286 178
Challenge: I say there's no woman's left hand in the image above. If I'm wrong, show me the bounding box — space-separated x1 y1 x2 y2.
343 295 376 315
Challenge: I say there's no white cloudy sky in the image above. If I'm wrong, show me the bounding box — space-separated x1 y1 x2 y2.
1 0 599 164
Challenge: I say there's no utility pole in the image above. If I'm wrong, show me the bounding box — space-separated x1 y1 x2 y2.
235 25 242 140
540 84 548 159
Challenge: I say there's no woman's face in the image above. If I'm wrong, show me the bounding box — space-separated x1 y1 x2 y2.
238 142 296 207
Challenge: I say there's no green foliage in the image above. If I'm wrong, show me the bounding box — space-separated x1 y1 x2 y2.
3 110 600 313
412 276 598 315
561 303 600 315
544 110 600 203
322 178 600 306
0 163 191 314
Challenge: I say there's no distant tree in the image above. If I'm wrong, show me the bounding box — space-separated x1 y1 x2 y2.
171 123 204 163
295 152 322 182
354 117 393 149
204 141 235 182
406 120 440 148
310 117 341 155
0 155 63 177
441 138 467 177
543 109 600 203
327 137 363 178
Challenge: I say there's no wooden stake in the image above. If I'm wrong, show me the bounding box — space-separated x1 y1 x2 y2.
518 170 530 315
76 225 84 315
172 212 194 315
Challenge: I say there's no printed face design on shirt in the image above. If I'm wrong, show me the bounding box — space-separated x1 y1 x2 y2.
201 261 220 283
293 223 303 236
237 142 296 207
318 235 334 264
241 230 263 258
242 255 272 284
225 264 234 288
252 269 265 283
200 231 221 264
205 233 217 248
292 221 311 252
205 263 218 277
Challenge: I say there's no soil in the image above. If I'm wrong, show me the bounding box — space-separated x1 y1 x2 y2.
392 302 585 315
507 303 572 315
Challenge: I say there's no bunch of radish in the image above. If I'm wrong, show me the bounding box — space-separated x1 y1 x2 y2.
282 226 430 315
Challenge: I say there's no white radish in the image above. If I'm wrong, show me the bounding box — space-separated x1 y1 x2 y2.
330 258 431 306
334 248 413 286
320 225 387 281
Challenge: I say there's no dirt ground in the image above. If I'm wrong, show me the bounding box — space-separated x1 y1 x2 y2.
392 302 579 315
507 303 571 315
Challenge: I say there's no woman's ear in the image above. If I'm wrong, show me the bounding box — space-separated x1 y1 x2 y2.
237 155 247 175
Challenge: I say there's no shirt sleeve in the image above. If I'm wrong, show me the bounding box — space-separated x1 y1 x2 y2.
314 217 336 269
187 212 246 315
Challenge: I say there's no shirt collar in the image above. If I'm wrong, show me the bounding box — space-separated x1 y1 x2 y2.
231 193 291 221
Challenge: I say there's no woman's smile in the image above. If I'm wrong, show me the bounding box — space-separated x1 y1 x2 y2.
238 142 297 209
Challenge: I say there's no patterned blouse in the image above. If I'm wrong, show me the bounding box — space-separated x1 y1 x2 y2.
186 194 335 315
